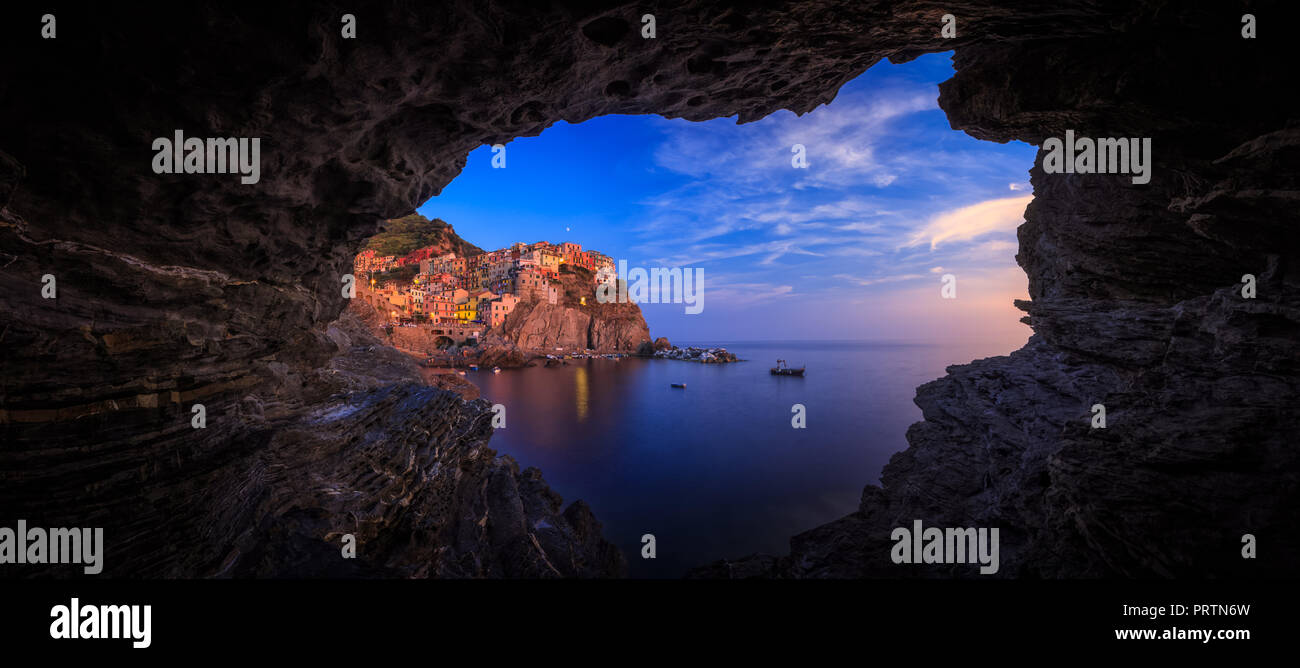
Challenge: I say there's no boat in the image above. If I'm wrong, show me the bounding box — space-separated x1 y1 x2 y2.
671 383 686 388
770 359 805 376
457 370 466 376
492 367 501 374
468 364 478 370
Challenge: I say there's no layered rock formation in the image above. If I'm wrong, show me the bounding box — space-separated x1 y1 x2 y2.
500 301 647 352
497 271 651 353
1 1 1295 578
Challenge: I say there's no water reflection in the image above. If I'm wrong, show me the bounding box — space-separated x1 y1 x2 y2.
575 365 589 422
468 339 1021 577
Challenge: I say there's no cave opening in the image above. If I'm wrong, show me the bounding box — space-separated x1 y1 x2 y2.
3 2 1293 581
350 52 1039 576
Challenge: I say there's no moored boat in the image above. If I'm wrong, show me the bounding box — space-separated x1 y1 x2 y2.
770 359 805 376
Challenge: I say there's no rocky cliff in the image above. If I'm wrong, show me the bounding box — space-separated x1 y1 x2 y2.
497 268 651 353
1 1 1295 578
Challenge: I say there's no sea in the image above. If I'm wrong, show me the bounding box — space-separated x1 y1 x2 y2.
468 339 1018 577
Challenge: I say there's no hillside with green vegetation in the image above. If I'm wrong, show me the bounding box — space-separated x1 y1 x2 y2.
371 264 419 286
364 213 484 258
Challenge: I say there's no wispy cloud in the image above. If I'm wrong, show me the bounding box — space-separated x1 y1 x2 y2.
644 237 833 267
626 69 1033 341
902 195 1032 250
708 282 797 305
699 272 799 306
833 273 926 287
651 89 934 191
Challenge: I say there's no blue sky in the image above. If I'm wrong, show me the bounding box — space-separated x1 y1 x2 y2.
419 52 1036 347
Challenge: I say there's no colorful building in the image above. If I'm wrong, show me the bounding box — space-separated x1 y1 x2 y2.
488 293 520 327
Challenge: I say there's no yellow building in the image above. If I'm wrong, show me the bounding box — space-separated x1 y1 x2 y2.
455 290 494 323
454 298 478 323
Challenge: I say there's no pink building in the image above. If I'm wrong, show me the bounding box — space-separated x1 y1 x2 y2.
488 293 520 327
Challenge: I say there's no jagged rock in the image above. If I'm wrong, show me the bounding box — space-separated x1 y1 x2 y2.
637 336 673 355
425 373 481 402
476 344 527 369
226 383 625 578
696 9 1299 577
653 346 739 363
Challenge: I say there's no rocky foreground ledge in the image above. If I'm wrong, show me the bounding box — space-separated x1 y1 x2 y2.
254 312 627 578
1 306 627 578
291 315 627 577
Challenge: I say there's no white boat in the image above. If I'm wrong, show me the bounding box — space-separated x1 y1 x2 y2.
492 367 501 374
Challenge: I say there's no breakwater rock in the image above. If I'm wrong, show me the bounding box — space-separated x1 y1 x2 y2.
651 346 739 364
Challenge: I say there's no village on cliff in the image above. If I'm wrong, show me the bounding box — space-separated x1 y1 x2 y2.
352 220 736 367
355 238 617 341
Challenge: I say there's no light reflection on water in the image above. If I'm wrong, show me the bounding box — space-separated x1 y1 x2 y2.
467 339 1020 577
574 365 589 422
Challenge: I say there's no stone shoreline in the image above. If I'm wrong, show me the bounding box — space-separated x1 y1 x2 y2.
649 345 740 364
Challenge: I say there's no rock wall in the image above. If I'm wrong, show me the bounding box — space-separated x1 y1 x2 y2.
697 4 1300 578
2 1 1295 578
496 269 651 352
502 299 651 353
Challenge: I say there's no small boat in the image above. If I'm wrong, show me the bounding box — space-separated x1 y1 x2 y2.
468 364 479 370
670 383 687 389
492 367 501 374
770 359 805 376
457 370 466 376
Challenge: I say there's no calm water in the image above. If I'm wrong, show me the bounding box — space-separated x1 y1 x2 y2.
469 340 1016 577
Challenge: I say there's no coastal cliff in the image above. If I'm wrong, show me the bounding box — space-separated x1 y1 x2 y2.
352 216 652 363
497 268 651 353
